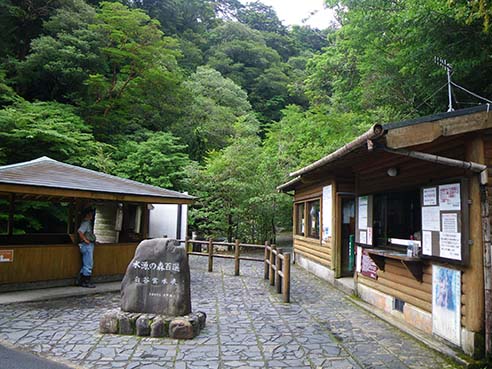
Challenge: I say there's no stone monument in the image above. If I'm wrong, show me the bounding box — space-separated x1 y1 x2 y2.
99 238 206 339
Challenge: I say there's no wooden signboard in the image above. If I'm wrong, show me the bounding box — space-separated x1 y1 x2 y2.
421 180 469 264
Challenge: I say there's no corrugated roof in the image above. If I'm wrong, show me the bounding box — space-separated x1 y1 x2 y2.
0 157 194 201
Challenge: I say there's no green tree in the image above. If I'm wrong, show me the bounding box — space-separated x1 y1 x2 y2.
113 131 191 190
0 100 104 166
175 66 256 161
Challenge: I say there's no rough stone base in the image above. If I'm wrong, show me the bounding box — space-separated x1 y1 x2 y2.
99 308 206 339
295 252 335 283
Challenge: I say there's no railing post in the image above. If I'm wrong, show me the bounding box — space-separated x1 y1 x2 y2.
264 241 270 280
234 239 240 276
276 249 283 293
283 253 291 303
208 238 213 272
269 244 276 286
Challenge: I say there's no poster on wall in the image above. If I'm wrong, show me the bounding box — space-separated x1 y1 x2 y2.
432 265 461 346
361 249 378 279
358 196 368 230
439 183 461 211
322 185 332 241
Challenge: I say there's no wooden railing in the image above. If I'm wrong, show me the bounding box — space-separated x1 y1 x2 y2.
178 238 291 303
264 244 291 303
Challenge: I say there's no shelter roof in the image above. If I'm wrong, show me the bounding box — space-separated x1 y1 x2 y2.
278 105 492 192
0 157 194 204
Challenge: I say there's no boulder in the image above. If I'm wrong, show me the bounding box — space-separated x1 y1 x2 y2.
121 238 192 316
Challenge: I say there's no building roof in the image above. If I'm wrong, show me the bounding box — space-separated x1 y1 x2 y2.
0 157 194 204
278 105 492 192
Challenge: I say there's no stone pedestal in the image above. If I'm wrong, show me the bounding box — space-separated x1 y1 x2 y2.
99 238 206 339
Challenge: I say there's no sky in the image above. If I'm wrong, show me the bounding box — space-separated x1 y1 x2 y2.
239 0 337 29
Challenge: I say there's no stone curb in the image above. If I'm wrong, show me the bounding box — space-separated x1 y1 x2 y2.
99 308 206 339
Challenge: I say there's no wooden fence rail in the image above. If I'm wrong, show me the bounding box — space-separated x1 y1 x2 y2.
177 238 291 303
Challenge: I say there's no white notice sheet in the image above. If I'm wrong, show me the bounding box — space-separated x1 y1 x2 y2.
422 206 440 231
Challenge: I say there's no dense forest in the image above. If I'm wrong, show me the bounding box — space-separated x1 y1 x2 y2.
1 0 491 242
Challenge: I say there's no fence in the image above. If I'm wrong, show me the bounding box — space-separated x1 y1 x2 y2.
264 244 291 303
179 238 291 303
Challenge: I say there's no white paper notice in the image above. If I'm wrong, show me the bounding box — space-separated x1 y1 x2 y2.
367 227 373 246
358 196 368 230
423 187 437 206
441 213 458 233
440 232 461 260
439 183 461 211
422 206 440 231
422 231 432 255
322 185 332 240
359 230 367 244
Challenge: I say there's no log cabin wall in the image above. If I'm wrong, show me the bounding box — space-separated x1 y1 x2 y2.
293 180 334 269
355 134 486 349
0 243 138 289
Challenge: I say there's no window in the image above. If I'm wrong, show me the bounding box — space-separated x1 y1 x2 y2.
373 190 420 245
295 203 305 236
295 199 321 239
307 200 320 239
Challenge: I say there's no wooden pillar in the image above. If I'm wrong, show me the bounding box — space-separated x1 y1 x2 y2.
464 137 485 332
283 253 291 303
234 239 240 276
269 244 276 286
276 249 283 293
184 236 189 262
141 204 149 239
7 194 14 236
208 238 213 272
264 241 270 280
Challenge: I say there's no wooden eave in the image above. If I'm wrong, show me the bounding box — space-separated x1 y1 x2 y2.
0 183 194 205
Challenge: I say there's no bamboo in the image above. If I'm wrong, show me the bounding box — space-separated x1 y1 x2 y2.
269 245 276 286
264 242 270 280
283 253 291 303
208 238 213 272
276 249 283 293
234 239 240 276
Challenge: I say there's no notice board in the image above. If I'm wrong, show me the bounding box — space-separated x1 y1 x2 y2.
356 195 373 246
421 181 468 264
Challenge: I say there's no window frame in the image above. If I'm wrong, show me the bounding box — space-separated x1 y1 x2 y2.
294 197 321 240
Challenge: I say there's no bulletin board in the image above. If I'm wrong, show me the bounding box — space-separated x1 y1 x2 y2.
420 180 469 265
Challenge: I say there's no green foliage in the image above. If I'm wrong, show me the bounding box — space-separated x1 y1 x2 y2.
237 1 286 34
0 100 104 166
175 66 256 161
113 131 191 190
84 1 185 139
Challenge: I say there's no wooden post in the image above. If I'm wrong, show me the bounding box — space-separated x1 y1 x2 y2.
464 137 485 333
234 239 240 276
283 253 291 303
208 238 214 272
264 241 270 280
269 244 276 286
276 249 283 293
7 194 14 236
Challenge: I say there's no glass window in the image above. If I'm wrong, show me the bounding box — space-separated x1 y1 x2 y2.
307 200 320 239
295 203 305 236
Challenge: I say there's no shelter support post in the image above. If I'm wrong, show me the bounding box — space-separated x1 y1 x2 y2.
234 239 240 276
208 238 214 272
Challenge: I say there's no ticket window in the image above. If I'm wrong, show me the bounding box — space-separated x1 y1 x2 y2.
373 190 421 246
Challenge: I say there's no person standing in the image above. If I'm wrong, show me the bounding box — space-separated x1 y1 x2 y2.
78 209 96 288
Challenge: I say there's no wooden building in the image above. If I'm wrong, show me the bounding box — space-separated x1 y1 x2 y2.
0 157 194 291
278 106 492 358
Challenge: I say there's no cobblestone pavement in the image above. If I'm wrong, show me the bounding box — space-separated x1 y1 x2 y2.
0 255 460 369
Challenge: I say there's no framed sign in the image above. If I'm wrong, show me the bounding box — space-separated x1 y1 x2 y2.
0 250 13 263
356 195 373 245
420 180 468 264
322 185 333 241
432 265 461 345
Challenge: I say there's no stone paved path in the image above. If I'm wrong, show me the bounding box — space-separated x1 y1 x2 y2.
0 255 460 369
